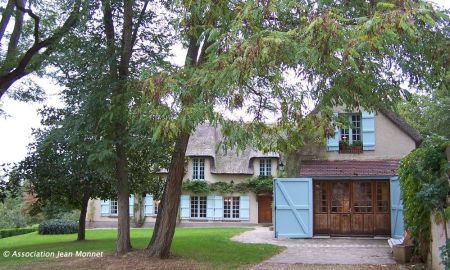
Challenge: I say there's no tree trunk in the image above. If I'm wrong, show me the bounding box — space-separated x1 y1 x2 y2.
5 0 26 61
0 0 15 43
147 132 190 258
77 192 90 241
134 193 145 227
115 141 131 255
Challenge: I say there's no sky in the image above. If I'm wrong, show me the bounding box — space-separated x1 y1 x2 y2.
0 0 449 169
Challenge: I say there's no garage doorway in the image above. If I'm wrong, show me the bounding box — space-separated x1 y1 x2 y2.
313 180 391 236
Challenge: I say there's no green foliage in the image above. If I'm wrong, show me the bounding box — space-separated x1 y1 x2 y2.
40 203 75 221
245 176 274 194
38 219 78 235
352 140 363 146
398 90 450 139
399 136 450 260
0 227 37 239
182 180 210 194
209 182 235 194
0 193 31 229
182 176 274 195
440 239 450 270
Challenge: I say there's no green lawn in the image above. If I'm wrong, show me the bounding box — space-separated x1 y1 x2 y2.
0 227 281 269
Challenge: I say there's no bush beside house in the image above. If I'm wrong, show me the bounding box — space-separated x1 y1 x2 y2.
399 136 450 266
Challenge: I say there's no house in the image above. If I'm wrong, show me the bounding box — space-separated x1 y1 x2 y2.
86 124 279 227
273 107 421 238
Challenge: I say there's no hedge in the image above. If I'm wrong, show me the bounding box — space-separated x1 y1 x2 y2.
38 219 78 235
0 227 37 239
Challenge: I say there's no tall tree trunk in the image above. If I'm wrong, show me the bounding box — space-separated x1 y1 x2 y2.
147 132 190 258
115 139 131 254
77 192 90 241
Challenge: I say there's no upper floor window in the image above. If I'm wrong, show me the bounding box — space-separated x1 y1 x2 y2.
340 114 361 144
259 158 272 176
192 158 205 180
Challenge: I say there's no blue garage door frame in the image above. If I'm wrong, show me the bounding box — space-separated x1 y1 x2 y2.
274 178 313 238
390 176 405 239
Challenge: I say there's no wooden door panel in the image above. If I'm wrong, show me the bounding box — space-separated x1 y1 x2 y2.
374 213 390 235
258 196 272 223
314 214 328 234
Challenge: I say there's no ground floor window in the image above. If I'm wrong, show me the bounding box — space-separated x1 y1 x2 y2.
224 196 240 219
190 196 207 218
110 200 118 215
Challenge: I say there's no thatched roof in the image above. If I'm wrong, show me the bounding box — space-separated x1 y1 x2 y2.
186 124 279 175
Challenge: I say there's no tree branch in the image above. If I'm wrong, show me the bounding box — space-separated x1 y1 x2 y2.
0 0 82 99
14 0 40 44
5 0 26 64
101 0 118 78
118 0 134 77
131 0 150 48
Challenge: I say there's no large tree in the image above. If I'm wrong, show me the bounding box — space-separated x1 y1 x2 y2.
16 107 115 241
45 0 172 254
145 0 449 258
0 0 83 99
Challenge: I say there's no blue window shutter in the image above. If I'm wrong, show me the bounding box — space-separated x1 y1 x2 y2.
390 176 405 239
144 194 154 216
240 195 250 220
180 195 190 219
214 196 223 220
100 200 110 216
326 113 339 151
207 196 215 219
362 111 375 150
129 195 134 217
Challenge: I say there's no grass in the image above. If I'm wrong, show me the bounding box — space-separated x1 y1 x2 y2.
0 227 282 269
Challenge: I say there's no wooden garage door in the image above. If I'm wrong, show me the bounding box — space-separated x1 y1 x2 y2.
313 180 390 236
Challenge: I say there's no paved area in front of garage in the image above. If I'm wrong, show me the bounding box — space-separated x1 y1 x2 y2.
232 227 404 269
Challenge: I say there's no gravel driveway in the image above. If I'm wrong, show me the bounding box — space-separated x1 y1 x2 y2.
232 227 408 270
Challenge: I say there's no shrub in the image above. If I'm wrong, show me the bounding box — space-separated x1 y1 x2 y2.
0 227 37 238
0 193 31 229
398 136 450 260
38 219 78 235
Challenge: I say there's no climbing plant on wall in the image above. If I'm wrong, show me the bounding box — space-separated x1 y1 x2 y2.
182 176 274 194
398 136 450 261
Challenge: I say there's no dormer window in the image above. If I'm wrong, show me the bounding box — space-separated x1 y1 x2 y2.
259 158 272 176
192 158 205 180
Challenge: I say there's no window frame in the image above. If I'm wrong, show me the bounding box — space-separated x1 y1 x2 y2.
190 196 207 219
192 158 205 180
223 196 240 219
259 158 272 176
339 114 362 144
110 199 118 216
